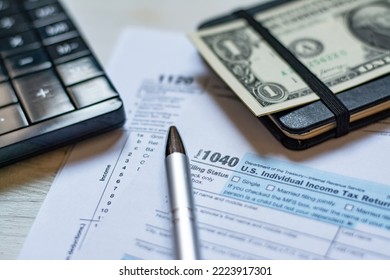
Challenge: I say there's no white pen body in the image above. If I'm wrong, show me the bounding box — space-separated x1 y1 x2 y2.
165 152 200 260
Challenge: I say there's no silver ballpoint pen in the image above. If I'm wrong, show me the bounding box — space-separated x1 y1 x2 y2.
165 126 200 260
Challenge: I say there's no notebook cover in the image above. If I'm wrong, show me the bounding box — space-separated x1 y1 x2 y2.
198 0 390 150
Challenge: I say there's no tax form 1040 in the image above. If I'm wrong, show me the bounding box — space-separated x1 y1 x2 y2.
20 27 390 260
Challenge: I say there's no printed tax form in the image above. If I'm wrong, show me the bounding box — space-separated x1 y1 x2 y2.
20 27 390 260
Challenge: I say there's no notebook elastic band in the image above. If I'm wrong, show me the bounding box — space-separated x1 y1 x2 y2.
234 10 350 137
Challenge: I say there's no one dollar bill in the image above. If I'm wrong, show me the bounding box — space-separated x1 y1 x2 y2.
189 0 390 116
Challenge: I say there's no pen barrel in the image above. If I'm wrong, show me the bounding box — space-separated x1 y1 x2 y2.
165 153 200 260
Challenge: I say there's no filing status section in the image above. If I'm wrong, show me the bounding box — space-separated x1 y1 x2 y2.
223 153 390 231
189 150 390 259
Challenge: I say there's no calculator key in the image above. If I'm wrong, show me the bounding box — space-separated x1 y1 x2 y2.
56 56 103 86
68 77 118 109
13 69 74 122
4 48 52 78
0 13 30 38
47 37 89 64
29 3 65 24
0 30 41 57
0 82 17 107
0 1 20 16
37 19 77 45
22 0 58 10
0 62 7 82
0 104 28 135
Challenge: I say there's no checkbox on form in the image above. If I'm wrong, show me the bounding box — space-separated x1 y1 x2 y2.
266 185 275 191
345 204 354 211
231 176 241 182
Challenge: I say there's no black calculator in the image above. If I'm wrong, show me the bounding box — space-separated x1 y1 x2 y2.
0 0 126 166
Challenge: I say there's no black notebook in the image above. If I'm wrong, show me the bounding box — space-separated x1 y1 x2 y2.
197 0 390 150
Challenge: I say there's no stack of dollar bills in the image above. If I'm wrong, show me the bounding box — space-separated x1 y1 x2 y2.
189 0 390 118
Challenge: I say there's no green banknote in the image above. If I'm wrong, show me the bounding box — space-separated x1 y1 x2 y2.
190 0 390 116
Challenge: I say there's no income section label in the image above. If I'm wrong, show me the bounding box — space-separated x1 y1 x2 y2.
222 153 390 230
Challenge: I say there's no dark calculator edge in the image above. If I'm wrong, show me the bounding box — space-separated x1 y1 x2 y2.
0 0 126 167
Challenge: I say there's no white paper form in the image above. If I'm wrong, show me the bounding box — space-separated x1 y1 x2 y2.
19 27 390 260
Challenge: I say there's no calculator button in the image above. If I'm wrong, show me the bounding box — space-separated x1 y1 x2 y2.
22 0 58 11
0 1 20 16
47 37 89 64
0 104 28 135
4 48 52 78
0 62 8 82
0 30 41 57
13 69 74 122
56 56 103 86
37 19 77 45
68 77 118 109
0 14 30 37
29 3 65 25
0 82 17 107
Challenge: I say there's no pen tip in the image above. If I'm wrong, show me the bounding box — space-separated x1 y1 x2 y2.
166 126 186 156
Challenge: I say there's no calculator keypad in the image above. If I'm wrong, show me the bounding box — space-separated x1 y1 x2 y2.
29 3 65 23
47 37 89 63
68 77 118 109
37 19 77 44
0 104 28 134
23 0 58 11
0 0 125 166
0 1 20 16
5 48 52 77
0 82 17 107
14 69 74 122
0 30 41 57
56 56 103 86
